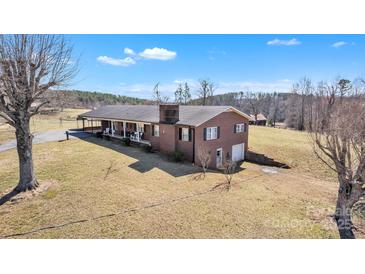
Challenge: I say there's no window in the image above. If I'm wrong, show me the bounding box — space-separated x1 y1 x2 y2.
181 128 189 141
137 123 144 133
153 125 160 137
235 123 245 133
206 127 218 140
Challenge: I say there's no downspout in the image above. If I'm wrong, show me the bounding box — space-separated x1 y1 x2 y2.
192 127 195 164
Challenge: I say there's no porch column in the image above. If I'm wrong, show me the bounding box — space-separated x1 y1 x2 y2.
136 123 140 141
123 121 126 138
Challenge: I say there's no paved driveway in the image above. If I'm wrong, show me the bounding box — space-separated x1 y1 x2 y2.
0 130 92 152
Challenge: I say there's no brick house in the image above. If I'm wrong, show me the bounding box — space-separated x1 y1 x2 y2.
79 104 250 169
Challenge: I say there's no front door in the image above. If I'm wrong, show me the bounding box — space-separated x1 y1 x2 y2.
216 148 223 168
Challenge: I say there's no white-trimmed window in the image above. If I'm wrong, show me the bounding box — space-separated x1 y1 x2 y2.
206 127 218 140
137 123 145 133
235 123 245 133
182 128 189 141
153 125 160 137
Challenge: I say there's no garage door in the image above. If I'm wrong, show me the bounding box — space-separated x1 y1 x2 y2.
232 143 245 162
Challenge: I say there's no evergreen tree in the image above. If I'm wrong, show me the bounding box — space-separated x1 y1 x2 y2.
183 82 191 104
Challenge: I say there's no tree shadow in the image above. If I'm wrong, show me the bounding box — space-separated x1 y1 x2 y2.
0 189 19 207
71 134 246 178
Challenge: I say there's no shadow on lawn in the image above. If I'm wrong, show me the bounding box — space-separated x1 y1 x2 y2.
0 189 19 207
76 136 244 178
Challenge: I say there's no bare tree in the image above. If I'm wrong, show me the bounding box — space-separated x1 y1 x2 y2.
309 79 365 239
161 96 170 103
197 79 215 105
268 92 280 126
174 83 183 104
212 159 237 191
287 77 313 130
207 81 216 105
183 82 191 105
222 159 236 190
152 82 170 104
56 90 70 112
152 82 161 104
244 91 261 124
0 35 77 193
197 144 211 177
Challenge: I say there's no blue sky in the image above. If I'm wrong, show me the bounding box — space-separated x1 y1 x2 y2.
67 34 365 99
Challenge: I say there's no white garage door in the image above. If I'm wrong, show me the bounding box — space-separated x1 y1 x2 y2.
232 143 245 162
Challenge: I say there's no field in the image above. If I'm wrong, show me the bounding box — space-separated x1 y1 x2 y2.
0 108 89 145
0 118 362 238
248 126 336 181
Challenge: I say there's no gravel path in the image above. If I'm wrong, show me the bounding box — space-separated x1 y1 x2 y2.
0 130 92 152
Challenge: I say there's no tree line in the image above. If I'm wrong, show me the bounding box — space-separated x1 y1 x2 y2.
45 89 149 110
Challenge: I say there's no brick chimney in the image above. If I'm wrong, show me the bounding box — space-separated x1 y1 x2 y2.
159 104 179 124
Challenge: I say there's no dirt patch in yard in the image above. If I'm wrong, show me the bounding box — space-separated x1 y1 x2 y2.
0 180 56 206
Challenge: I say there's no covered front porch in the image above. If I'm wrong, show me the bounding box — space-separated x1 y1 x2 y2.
100 119 152 145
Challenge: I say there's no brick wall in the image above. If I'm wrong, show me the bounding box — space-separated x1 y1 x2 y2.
159 124 176 154
194 111 249 169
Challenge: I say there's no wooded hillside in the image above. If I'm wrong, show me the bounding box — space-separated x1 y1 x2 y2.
45 89 150 109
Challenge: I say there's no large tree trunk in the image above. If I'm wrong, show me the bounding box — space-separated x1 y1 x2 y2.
14 117 39 192
334 191 355 239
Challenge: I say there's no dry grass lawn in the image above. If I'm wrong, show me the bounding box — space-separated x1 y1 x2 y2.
0 108 89 144
248 126 336 181
0 123 363 238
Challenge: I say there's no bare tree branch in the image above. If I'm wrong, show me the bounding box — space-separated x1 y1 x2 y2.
0 34 77 193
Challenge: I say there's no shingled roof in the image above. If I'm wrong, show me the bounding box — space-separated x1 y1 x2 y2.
249 113 267 121
79 105 250 127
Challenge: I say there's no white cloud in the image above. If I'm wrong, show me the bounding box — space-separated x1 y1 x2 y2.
97 56 136 67
267 38 301 46
279 79 291 83
139 47 177 60
124 47 136 55
331 41 347 48
97 47 176 68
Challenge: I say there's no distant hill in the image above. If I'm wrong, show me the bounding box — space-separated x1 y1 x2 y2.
41 89 292 124
45 89 151 109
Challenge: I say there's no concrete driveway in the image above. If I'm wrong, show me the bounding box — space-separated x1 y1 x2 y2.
0 130 92 153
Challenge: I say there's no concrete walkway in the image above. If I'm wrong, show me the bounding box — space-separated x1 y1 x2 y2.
0 130 92 152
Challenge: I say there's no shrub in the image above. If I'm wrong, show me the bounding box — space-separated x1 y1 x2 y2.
197 145 211 175
144 145 153 153
122 137 131 146
171 150 184 162
96 131 103 138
